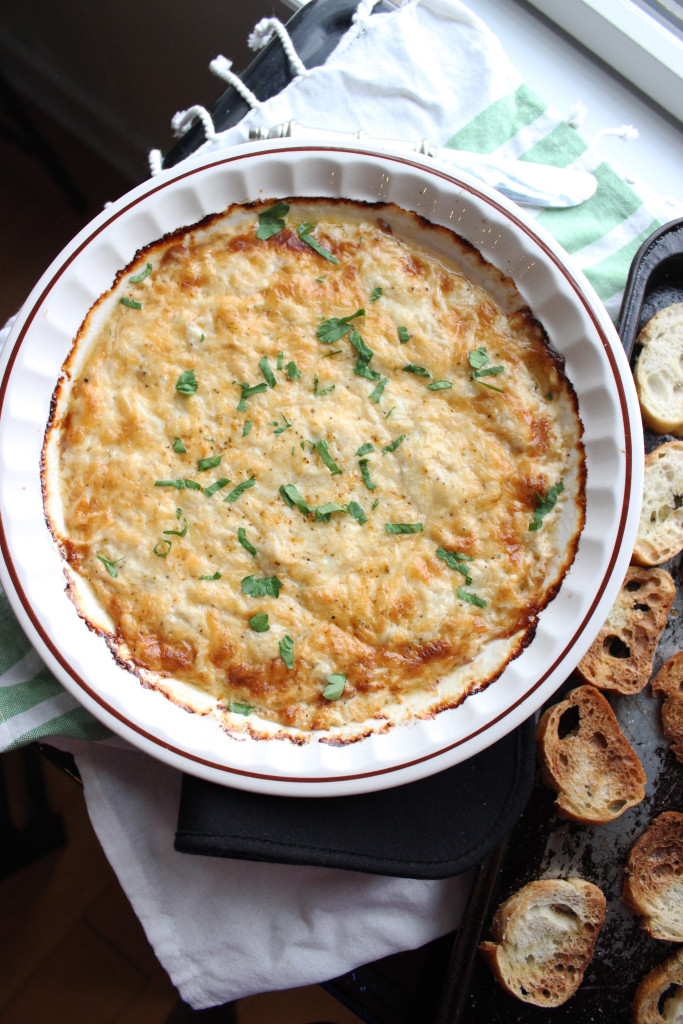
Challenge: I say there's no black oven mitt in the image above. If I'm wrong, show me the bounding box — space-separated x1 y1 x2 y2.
175 716 536 879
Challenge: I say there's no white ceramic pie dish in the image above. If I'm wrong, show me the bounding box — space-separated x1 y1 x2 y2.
0 140 643 796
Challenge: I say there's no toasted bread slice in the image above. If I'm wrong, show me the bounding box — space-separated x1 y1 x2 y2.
631 947 683 1024
479 878 605 1007
575 566 675 694
651 651 683 764
633 441 683 566
634 304 683 437
537 685 646 823
623 812 683 942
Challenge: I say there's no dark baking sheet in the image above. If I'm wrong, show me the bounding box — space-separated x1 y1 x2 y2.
443 218 683 1023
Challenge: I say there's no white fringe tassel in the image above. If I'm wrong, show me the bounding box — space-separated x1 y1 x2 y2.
590 124 639 146
567 101 587 128
209 55 262 109
171 104 218 141
247 17 308 78
148 149 163 176
352 0 380 23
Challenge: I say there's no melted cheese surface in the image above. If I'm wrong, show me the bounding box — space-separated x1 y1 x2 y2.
44 199 585 737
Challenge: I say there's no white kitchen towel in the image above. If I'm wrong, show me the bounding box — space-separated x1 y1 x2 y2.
74 740 471 1009
2 0 681 1009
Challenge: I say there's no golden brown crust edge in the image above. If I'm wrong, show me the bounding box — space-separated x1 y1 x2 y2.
631 947 683 1024
623 812 683 942
575 566 675 695
651 651 683 765
536 684 646 824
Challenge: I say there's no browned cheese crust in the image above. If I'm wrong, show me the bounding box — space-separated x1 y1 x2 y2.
576 566 676 696
651 651 683 764
479 877 606 1007
536 684 646 824
623 812 683 942
42 198 585 737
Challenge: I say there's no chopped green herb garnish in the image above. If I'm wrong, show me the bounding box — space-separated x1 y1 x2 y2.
203 477 230 498
323 674 346 700
277 351 284 370
436 547 473 584
172 437 186 454
163 507 188 538
475 378 504 394
224 477 256 503
321 349 342 358
119 297 142 309
385 406 395 419
457 587 487 608
383 434 406 454
529 481 564 532
314 502 345 521
369 287 382 302
356 443 375 456
346 500 367 525
197 455 222 472
256 201 289 240
273 413 292 436
469 347 505 393
428 380 453 391
237 381 268 410
385 522 423 534
155 478 201 490
243 420 252 436
259 356 277 388
280 483 311 514
317 309 365 344
279 635 295 669
359 458 377 491
237 527 257 558
153 538 172 557
297 223 339 263
286 361 302 381
397 327 411 344
314 439 342 476
402 364 431 377
348 329 374 364
249 613 270 633
241 575 283 598
354 360 381 381
228 697 253 715
176 369 197 394
371 498 380 510
199 571 222 580
468 347 489 371
369 377 388 403
129 262 152 283
96 554 121 578
546 392 554 401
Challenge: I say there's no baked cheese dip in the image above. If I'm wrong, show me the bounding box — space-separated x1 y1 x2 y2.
42 198 585 741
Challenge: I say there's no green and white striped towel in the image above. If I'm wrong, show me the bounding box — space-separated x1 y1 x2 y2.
1 0 679 755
